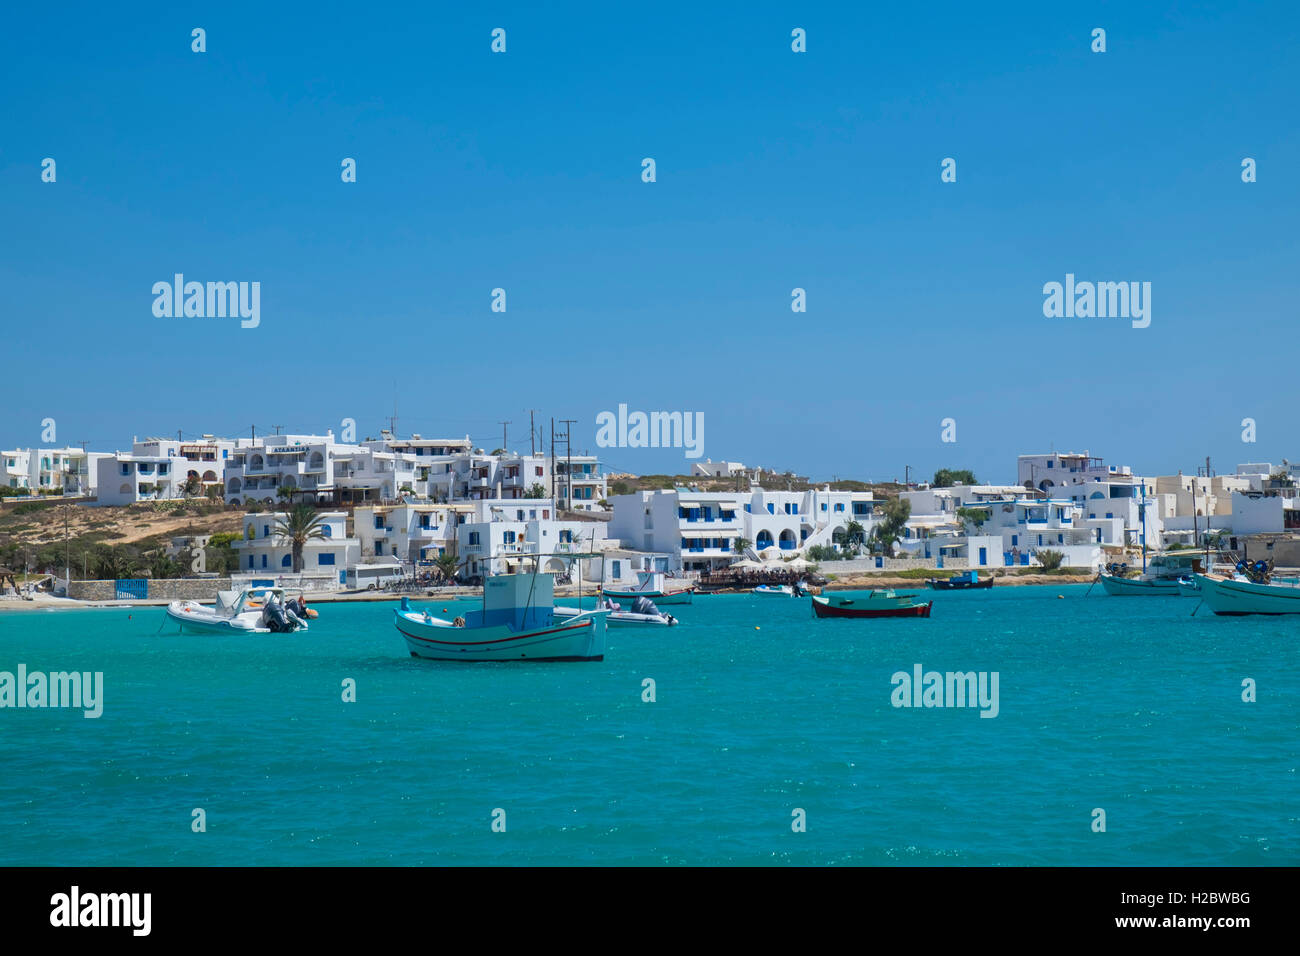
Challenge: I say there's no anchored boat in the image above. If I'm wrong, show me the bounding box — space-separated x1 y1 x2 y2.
602 571 695 605
811 590 932 619
1195 560 1300 614
166 586 311 635
1098 551 1207 596
926 570 993 590
556 596 677 627
396 572 608 661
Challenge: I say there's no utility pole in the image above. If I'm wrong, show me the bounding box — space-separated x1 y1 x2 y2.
528 409 538 456
498 420 511 453
550 418 556 502
272 424 284 436
560 419 577 512
251 425 256 443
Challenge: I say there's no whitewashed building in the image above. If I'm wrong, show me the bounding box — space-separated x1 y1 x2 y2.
230 510 359 579
608 486 882 572
3 447 110 495
224 433 363 506
691 459 746 478
354 501 473 565
457 505 608 578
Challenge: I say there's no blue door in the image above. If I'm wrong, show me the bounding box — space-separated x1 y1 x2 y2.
978 547 987 565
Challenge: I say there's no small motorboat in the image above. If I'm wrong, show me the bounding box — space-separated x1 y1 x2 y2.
166 586 310 635
811 590 932 619
397 572 609 661
752 584 794 596
927 570 993 590
556 596 677 627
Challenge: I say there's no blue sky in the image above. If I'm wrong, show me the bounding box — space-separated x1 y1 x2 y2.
3 2 1297 484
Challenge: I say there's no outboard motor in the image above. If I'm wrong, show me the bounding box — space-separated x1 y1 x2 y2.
262 599 294 633
632 596 660 617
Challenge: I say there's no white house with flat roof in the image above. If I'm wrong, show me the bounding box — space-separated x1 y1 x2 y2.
231 510 359 579
132 436 235 493
691 459 746 478
224 433 364 506
3 447 110 495
901 486 1104 568
354 501 473 565
457 509 609 578
1018 451 1133 494
608 486 882 572
95 452 185 504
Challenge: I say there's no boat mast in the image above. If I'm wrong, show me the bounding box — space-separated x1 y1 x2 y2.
1140 484 1147 574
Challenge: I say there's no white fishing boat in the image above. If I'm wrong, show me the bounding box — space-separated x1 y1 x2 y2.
752 584 794 596
602 571 694 605
165 586 310 635
396 572 609 661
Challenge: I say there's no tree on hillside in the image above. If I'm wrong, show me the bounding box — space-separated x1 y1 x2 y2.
933 469 978 488
93 547 138 580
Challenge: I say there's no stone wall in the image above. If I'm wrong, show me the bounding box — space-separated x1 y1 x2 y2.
68 577 233 601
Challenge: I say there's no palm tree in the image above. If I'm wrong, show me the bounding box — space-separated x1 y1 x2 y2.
273 503 328 573
93 547 138 580
433 552 460 584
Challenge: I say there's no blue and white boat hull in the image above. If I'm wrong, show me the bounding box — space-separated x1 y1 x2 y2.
1195 573 1300 615
1098 573 1183 596
396 608 608 661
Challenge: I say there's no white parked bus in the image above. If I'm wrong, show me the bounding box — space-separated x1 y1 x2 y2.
346 562 405 591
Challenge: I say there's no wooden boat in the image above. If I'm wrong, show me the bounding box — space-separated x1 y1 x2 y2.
396 572 608 661
1098 551 1206 596
811 590 932 619
926 570 993 590
1194 569 1300 615
602 571 694 605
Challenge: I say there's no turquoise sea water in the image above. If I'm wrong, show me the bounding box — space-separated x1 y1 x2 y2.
0 585 1295 866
